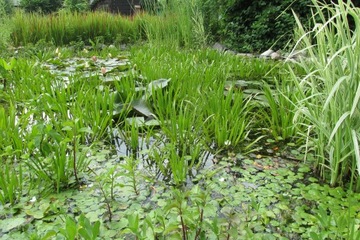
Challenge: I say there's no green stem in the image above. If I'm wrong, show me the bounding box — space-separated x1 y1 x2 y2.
73 135 79 185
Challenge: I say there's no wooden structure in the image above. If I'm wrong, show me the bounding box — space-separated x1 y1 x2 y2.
90 0 141 15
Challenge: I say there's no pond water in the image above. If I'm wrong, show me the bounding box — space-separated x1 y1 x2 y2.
1 51 359 239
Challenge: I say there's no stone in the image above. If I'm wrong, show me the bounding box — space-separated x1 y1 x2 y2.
213 42 227 52
225 50 237 55
287 50 307 61
260 49 274 58
237 53 254 58
270 51 281 60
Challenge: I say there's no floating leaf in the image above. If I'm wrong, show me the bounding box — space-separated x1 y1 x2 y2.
147 78 170 95
0 217 27 233
25 209 45 219
131 99 155 118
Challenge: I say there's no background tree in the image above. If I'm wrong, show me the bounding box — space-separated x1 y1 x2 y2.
21 0 63 13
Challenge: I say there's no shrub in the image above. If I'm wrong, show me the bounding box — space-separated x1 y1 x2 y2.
20 0 63 13
62 0 89 12
0 0 12 15
0 0 13 48
220 0 311 52
199 0 234 43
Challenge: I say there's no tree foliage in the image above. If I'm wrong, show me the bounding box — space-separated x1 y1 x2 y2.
200 0 312 52
21 0 63 13
63 0 89 12
0 0 12 15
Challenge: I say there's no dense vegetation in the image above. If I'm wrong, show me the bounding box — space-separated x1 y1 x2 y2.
13 0 313 52
1 0 360 239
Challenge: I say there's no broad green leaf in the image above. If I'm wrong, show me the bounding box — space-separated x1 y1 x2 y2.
131 99 155 118
0 217 26 232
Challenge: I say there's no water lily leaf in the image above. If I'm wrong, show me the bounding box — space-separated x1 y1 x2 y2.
85 211 101 222
102 75 124 85
41 230 57 239
0 217 27 232
25 209 45 219
113 103 125 118
266 210 276 218
104 229 118 238
225 80 248 90
145 118 160 127
241 182 258 189
147 78 170 94
131 99 155 118
125 117 145 127
115 64 130 72
244 88 262 95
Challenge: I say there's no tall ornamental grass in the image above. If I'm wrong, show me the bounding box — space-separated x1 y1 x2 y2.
290 0 360 190
11 10 140 46
141 0 207 48
0 0 12 48
11 0 207 48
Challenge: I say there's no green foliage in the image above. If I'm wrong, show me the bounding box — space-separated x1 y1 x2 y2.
203 87 254 150
199 0 235 43
290 0 360 190
0 164 22 206
208 0 312 52
11 11 140 46
11 0 208 48
0 0 13 49
263 77 302 141
0 0 12 15
58 214 100 240
1 42 360 239
62 0 89 12
20 0 63 13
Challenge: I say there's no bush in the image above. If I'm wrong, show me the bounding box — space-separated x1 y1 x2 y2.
0 0 12 15
21 0 63 13
199 0 234 43
0 0 13 48
202 0 312 52
62 0 89 12
166 0 312 52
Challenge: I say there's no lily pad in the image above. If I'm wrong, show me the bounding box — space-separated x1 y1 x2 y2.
0 217 27 233
131 99 155 118
147 78 170 95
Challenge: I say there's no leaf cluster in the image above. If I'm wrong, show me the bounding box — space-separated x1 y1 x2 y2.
20 0 63 14
204 0 313 52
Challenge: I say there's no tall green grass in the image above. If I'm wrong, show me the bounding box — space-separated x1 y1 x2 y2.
141 0 207 48
290 0 360 190
263 77 302 141
11 10 140 46
11 0 207 48
0 105 24 205
0 16 12 49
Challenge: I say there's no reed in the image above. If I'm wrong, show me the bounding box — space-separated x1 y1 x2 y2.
290 0 360 190
11 10 141 46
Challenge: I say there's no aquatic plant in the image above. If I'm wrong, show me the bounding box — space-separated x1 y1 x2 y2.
289 0 360 190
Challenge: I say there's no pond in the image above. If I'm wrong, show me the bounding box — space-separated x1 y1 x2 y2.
0 45 359 239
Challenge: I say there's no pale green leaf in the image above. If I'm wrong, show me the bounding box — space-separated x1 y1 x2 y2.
352 130 360 176
328 111 351 146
